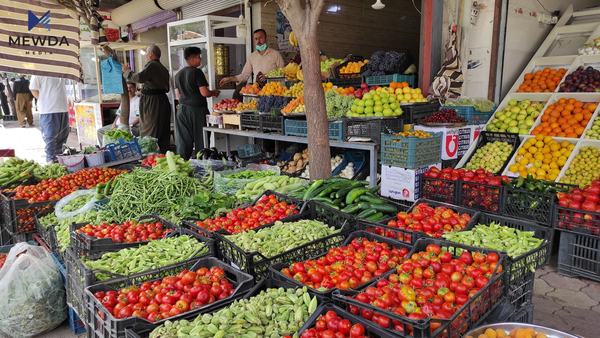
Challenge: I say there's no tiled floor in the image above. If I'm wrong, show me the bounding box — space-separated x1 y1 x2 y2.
2 117 599 337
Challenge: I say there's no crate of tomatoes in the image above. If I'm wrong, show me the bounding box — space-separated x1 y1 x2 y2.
84 256 254 338
361 199 478 245
70 215 179 259
554 180 600 236
181 191 303 238
1 168 125 238
297 303 397 338
333 238 506 338
270 231 412 301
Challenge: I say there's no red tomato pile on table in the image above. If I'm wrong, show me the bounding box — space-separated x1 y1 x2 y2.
0 253 7 270
194 194 298 234
141 154 165 167
14 167 125 203
281 237 410 291
94 266 233 322
77 220 173 243
556 180 600 234
377 203 472 243
422 168 509 212
299 310 369 338
347 244 502 333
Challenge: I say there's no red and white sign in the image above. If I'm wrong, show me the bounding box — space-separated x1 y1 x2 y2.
415 126 473 160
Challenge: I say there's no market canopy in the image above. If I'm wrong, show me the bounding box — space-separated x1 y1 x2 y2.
0 0 82 81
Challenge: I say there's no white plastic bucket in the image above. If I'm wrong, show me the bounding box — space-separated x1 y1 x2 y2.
85 151 105 167
57 154 85 172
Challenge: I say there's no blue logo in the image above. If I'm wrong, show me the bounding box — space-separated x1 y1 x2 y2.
28 10 50 31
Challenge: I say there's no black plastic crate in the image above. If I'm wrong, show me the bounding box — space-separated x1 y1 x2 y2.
402 101 441 124
333 238 506 338
330 77 363 88
180 190 304 238
510 303 534 323
557 230 600 282
270 230 412 301
35 208 59 254
343 117 403 143
123 278 312 338
555 204 600 236
502 181 573 226
462 132 521 175
466 213 551 285
299 303 396 337
360 199 479 245
65 229 214 323
84 256 254 338
421 176 460 204
260 113 285 133
507 271 535 309
70 215 179 259
458 180 504 213
0 192 56 236
239 112 261 131
215 200 353 279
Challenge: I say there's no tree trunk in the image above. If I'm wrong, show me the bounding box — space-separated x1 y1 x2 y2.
277 0 331 180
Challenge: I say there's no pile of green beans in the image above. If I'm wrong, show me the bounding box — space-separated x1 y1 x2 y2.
102 169 207 222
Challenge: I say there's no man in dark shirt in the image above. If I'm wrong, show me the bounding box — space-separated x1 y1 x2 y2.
13 76 33 127
0 82 9 118
122 45 171 152
174 47 220 159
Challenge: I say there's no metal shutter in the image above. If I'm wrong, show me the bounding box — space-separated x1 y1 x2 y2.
181 0 240 19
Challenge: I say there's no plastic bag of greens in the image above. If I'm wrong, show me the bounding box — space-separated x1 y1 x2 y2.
54 189 98 219
137 136 159 155
0 243 66 337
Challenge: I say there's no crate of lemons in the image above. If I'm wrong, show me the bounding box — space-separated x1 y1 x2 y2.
507 135 574 181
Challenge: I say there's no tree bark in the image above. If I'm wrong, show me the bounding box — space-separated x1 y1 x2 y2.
276 0 331 180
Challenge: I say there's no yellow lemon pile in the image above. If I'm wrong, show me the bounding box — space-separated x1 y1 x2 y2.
508 135 574 180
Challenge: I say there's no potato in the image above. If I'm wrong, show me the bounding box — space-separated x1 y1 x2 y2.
302 153 308 159
288 165 296 172
297 159 304 168
293 153 301 161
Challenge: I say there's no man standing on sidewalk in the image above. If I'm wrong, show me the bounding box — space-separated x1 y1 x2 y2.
29 76 69 163
174 47 219 159
13 76 33 127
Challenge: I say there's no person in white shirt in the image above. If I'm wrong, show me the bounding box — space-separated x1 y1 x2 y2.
29 75 69 163
97 82 141 145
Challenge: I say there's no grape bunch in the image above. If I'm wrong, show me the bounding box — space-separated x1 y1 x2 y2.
258 96 292 113
361 50 412 76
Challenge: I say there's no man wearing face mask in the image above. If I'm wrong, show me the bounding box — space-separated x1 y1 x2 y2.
174 47 220 159
219 29 285 87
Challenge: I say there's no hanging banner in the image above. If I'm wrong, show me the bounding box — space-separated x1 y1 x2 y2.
0 0 81 81
275 10 294 54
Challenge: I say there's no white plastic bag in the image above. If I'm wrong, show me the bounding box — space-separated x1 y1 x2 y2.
0 243 66 337
54 189 98 219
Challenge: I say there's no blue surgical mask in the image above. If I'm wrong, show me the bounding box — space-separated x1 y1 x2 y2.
256 43 267 52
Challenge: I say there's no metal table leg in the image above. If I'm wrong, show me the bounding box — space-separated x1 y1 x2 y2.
203 128 209 150
369 145 377 188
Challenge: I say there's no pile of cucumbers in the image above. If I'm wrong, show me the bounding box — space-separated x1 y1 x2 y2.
302 178 398 222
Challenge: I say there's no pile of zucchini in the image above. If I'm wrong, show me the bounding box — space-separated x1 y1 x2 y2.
302 178 398 222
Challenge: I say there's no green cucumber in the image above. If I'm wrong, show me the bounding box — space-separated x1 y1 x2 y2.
366 212 385 221
303 179 324 200
357 209 377 219
341 203 362 214
345 188 368 205
371 203 398 213
335 181 366 199
359 194 385 205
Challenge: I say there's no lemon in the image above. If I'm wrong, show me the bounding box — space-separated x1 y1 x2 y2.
509 164 519 172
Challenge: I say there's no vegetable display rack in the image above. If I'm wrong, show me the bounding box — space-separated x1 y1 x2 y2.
462 132 521 175
70 215 179 259
284 119 345 141
239 112 261 131
457 180 504 213
215 201 353 279
84 256 254 338
270 231 413 301
65 229 214 323
333 238 506 338
557 230 600 282
468 213 551 283
181 190 304 239
343 117 403 143
0 192 56 239
360 199 480 245
401 101 441 124
421 176 460 204
503 181 573 226
380 132 442 169
298 303 396 337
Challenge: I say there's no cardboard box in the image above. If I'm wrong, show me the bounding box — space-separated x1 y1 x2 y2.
380 163 441 202
415 126 473 160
